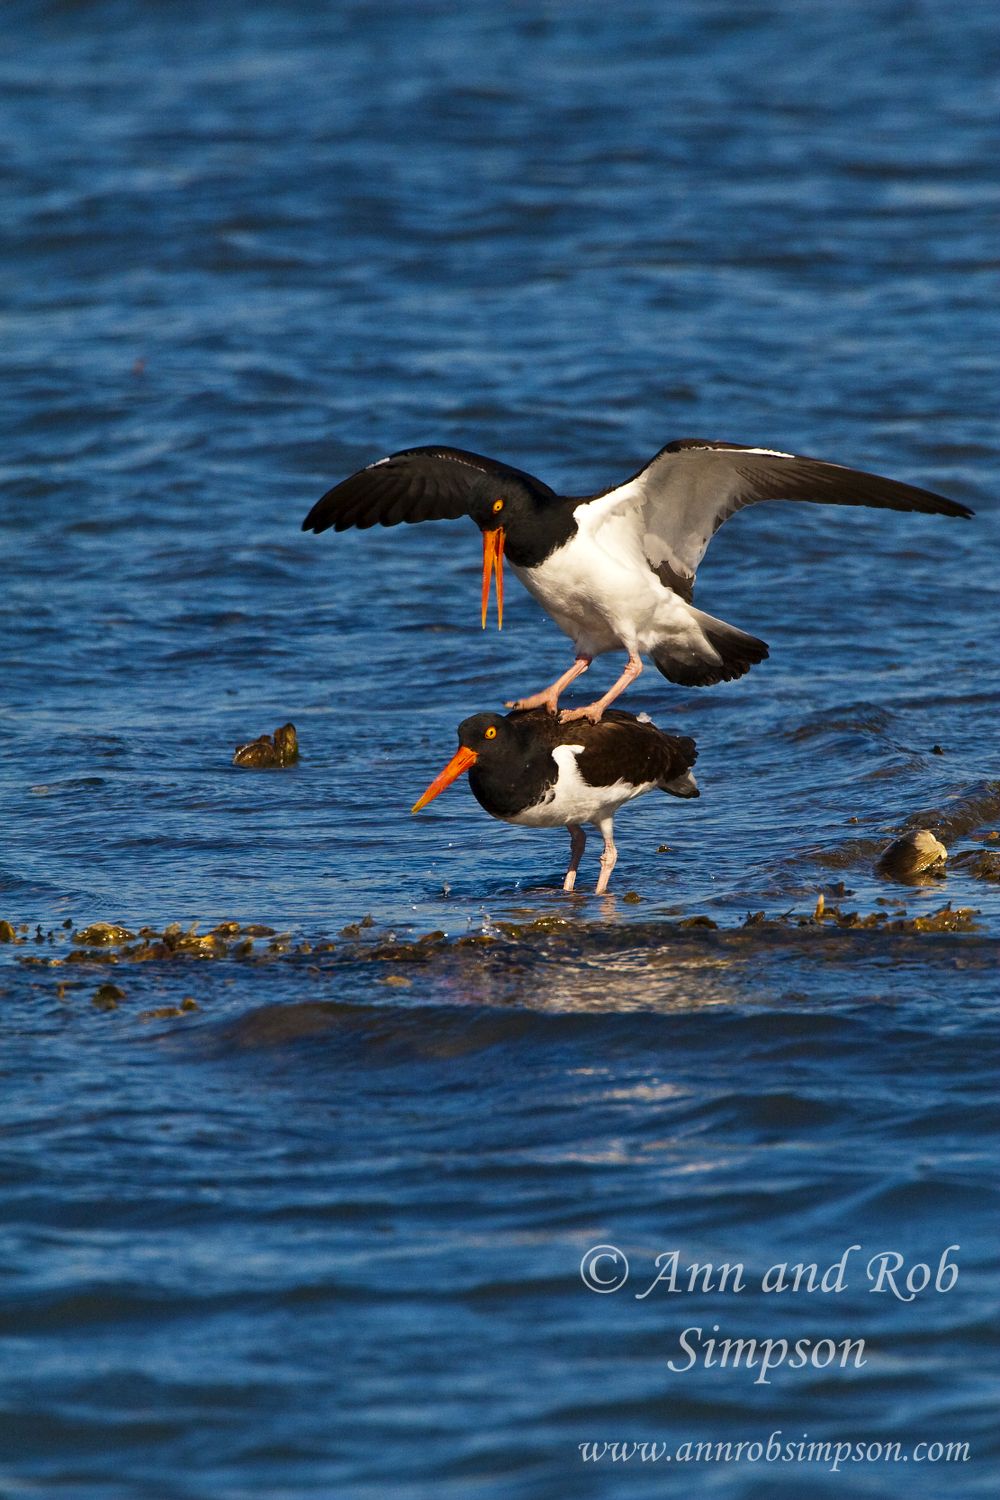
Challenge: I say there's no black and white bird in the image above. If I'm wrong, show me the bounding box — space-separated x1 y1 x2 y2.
303 439 972 721
411 707 699 895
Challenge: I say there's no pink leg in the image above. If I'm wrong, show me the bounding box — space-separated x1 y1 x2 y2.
594 820 618 895
560 652 643 724
506 655 592 715
562 824 586 892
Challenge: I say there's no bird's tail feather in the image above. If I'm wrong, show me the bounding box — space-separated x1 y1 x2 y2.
662 769 699 799
651 608 769 687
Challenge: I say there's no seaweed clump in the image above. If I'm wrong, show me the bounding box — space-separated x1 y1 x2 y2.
233 723 299 768
750 901 981 934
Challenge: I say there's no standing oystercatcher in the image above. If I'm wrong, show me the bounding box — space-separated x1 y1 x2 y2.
302 438 971 721
411 708 699 895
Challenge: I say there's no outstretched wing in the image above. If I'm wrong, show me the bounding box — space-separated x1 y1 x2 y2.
579 438 973 599
302 446 553 533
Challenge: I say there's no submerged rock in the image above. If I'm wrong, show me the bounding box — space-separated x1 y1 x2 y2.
74 922 135 946
92 982 126 1010
951 849 1000 883
876 829 947 882
233 723 299 768
138 998 200 1022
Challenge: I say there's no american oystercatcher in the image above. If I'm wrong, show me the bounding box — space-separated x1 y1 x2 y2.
303 439 972 721
411 708 699 895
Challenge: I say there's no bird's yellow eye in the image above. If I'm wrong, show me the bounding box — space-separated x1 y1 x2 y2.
492 498 504 513
485 726 497 739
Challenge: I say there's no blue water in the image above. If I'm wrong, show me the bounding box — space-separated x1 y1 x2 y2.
1 1 998 1495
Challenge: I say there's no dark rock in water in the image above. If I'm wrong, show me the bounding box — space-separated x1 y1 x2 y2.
139 998 200 1022
951 849 1000 883
74 921 134 945
92 982 126 1010
233 723 299 768
877 829 947 882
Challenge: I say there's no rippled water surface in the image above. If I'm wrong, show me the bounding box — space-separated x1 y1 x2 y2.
2 1 998 1496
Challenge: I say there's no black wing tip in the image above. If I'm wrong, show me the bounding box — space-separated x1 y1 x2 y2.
301 497 335 534
899 490 974 520
662 439 975 519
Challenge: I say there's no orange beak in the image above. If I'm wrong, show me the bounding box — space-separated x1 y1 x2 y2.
481 527 505 630
411 746 479 813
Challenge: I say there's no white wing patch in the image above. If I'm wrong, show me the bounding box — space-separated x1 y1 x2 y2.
578 473 696 592
577 444 804 583
506 743 655 829
682 445 795 458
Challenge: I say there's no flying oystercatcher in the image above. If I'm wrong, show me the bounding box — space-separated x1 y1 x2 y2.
411 708 699 895
303 439 972 721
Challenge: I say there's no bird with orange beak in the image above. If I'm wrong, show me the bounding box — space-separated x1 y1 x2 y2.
302 445 552 637
302 441 970 721
411 707 699 895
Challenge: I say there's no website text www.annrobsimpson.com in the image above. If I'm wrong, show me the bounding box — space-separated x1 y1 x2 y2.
578 1434 971 1474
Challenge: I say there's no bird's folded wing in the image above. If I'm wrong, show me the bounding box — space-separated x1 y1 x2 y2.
582 438 972 587
574 714 698 789
302 446 553 532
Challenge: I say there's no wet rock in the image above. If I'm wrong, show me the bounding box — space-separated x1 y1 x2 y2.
0 920 17 943
817 901 976 932
951 849 1000 883
876 830 947 882
495 917 571 937
930 780 1000 845
233 723 299 768
74 922 135 946
340 915 375 938
92 982 126 1010
139 998 200 1022
369 942 433 962
906 905 978 933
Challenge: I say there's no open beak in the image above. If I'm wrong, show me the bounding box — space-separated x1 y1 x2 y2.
481 527 505 630
411 746 478 813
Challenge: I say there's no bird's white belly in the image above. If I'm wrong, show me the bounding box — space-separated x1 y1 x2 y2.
511 526 687 658
505 745 654 829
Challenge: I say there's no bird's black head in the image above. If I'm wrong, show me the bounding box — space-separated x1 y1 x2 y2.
467 476 572 559
468 478 576 630
301 445 577 634
412 712 513 813
466 477 538 538
456 710 508 750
